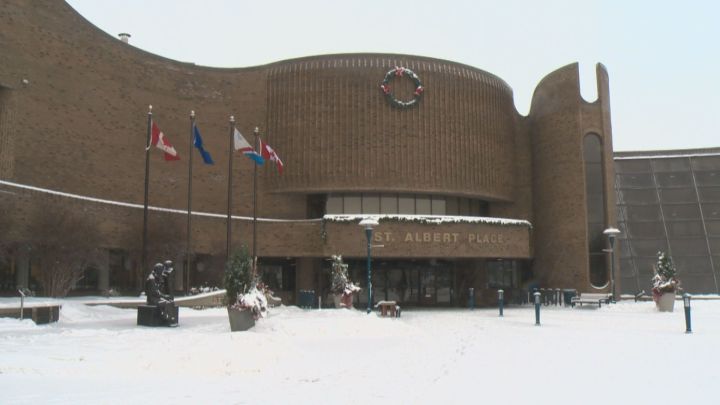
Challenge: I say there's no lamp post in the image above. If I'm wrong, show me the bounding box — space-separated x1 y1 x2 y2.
603 227 621 303
359 217 379 314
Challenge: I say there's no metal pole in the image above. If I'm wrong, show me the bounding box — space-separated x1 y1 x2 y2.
186 111 195 294
141 105 152 285
498 289 504 317
18 289 25 320
252 127 259 276
683 293 692 333
366 227 373 314
226 116 235 262
468 287 475 310
534 291 541 326
609 235 616 302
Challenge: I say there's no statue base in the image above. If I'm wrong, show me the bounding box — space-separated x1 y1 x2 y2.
137 304 178 327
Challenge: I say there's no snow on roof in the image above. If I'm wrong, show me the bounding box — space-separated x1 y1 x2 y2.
323 214 532 228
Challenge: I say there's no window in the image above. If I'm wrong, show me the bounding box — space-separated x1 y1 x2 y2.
325 193 489 217
584 134 607 287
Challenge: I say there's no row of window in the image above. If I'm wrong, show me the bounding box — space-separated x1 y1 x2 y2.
617 187 720 204
326 193 489 216
618 204 720 222
616 171 719 189
615 156 720 173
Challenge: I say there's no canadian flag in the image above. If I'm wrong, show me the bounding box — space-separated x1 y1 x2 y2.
260 138 283 175
149 121 180 161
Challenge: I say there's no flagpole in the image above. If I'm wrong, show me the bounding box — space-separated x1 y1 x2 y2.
141 105 152 288
226 116 235 262
186 110 195 295
252 126 259 276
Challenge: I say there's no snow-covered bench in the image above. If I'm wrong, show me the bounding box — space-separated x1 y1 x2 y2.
571 293 611 308
375 300 400 317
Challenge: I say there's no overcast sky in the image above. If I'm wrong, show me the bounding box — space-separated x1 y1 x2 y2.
66 0 719 152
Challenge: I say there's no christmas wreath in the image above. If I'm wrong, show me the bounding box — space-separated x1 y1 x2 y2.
380 66 424 108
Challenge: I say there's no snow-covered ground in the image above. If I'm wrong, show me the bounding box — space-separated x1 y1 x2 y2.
1 298 718 404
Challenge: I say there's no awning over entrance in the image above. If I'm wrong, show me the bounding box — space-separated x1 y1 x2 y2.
321 215 532 259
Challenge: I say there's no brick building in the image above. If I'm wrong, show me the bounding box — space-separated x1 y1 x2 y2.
0 1 619 305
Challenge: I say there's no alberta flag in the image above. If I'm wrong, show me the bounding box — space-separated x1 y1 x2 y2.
150 121 180 161
193 125 214 165
233 128 264 165
260 138 284 175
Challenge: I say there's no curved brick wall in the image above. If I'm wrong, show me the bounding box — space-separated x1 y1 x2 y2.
265 55 516 200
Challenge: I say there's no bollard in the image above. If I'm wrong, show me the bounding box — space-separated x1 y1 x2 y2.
468 288 475 310
318 296 322 310
534 291 541 326
498 289 504 317
555 288 561 306
683 293 692 333
18 289 25 320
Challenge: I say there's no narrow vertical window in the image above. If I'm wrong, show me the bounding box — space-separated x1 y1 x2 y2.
584 134 608 286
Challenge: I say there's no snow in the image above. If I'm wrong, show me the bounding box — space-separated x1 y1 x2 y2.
1 298 719 404
324 214 532 228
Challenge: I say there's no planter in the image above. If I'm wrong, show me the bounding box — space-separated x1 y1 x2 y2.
332 293 354 309
656 292 676 312
227 307 255 331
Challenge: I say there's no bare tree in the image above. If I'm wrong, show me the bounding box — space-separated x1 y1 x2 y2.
26 199 104 297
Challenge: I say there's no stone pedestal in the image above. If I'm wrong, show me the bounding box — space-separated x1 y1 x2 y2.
137 304 178 327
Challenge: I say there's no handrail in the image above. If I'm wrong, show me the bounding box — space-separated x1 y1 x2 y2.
18 289 25 320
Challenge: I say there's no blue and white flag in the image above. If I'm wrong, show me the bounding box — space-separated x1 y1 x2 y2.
193 125 214 165
233 128 264 165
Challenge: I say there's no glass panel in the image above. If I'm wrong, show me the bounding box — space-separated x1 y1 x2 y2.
663 204 701 221
380 195 398 214
709 238 720 255
436 267 453 304
431 196 446 215
587 223 606 253
588 253 607 287
652 158 690 172
618 189 658 205
655 172 692 188
619 239 632 258
706 221 720 236
702 203 720 219
615 160 651 173
326 195 343 214
634 257 658 278
362 194 380 214
446 197 458 215
673 256 713 275
478 201 489 216
698 187 720 202
691 156 720 171
386 268 403 302
666 221 704 237
625 205 661 221
659 188 697 204
693 171 720 186
344 195 361 214
630 239 668 257
617 173 654 188
619 258 636 276
669 239 709 255
416 195 431 215
714 256 720 274
398 195 414 214
458 198 470 216
625 221 666 239
587 197 605 222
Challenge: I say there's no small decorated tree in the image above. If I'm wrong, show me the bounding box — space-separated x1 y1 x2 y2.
330 255 360 308
652 251 680 303
224 246 267 321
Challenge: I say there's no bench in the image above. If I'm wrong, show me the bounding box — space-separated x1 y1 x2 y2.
571 293 612 308
375 300 400 317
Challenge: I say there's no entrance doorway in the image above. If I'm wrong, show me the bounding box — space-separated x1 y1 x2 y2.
346 259 455 307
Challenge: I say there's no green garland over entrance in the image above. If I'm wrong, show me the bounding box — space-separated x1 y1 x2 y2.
380 66 424 108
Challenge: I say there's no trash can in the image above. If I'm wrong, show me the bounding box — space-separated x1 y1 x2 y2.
298 290 316 309
563 289 577 306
